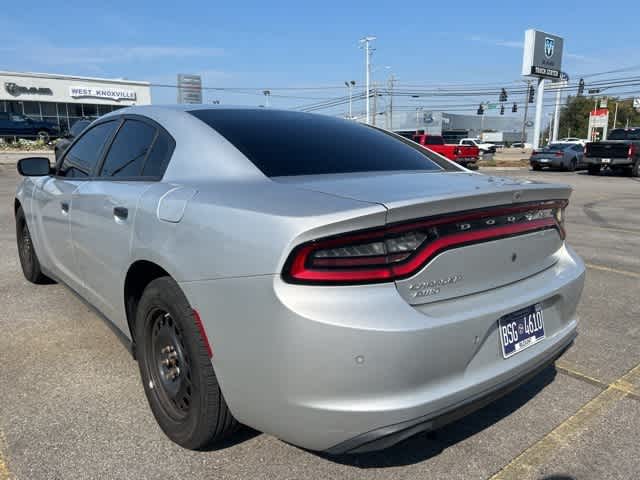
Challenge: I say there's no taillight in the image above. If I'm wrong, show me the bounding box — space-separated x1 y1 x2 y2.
628 144 636 158
283 200 568 285
555 152 563 157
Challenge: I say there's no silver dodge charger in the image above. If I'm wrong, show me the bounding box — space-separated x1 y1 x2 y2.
14 106 585 454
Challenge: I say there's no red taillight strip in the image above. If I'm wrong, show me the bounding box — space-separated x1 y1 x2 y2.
284 201 566 285
390 218 554 278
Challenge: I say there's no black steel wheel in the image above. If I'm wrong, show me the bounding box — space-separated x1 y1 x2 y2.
136 276 239 449
146 309 193 420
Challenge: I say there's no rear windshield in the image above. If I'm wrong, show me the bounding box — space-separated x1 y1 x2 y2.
423 136 445 145
608 129 640 140
547 143 570 150
189 109 452 177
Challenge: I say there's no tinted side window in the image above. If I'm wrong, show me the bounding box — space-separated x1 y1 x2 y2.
59 121 118 178
100 119 156 178
141 129 174 178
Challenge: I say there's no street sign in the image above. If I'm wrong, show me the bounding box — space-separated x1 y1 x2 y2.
177 74 202 104
522 30 564 80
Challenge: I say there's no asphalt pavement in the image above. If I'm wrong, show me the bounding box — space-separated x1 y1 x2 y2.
0 163 638 480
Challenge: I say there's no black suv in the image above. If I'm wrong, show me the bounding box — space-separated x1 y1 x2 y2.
0 112 60 142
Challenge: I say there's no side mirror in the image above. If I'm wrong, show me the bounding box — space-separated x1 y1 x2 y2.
17 157 51 176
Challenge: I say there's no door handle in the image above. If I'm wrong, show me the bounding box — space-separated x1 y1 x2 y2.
113 206 128 220
61 201 69 214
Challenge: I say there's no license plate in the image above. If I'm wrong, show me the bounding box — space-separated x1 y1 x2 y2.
602 158 611 164
539 158 550 163
498 304 545 358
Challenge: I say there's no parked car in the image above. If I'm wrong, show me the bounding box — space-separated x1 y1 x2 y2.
584 127 640 177
15 106 585 454
0 112 59 141
530 143 586 171
558 137 587 146
459 137 496 154
510 142 532 149
54 119 92 162
412 133 480 168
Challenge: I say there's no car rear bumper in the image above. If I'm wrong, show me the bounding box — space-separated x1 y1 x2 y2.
530 158 563 168
325 331 574 454
180 244 585 452
584 156 633 166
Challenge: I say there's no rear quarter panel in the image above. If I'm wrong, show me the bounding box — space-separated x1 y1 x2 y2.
130 180 387 283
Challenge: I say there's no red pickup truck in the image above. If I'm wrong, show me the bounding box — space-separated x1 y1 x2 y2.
412 134 480 168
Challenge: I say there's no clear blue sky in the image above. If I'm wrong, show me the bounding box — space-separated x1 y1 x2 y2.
2 0 639 117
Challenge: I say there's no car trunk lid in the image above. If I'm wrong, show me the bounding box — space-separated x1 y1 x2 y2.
276 171 570 304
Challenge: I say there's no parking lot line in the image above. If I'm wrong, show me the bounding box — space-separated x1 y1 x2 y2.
585 263 640 279
556 361 640 401
489 362 640 480
0 430 11 480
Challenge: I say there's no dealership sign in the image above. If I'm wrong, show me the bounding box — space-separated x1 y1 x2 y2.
69 86 136 101
4 82 53 96
522 29 564 80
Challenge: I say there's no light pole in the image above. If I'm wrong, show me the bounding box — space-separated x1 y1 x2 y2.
359 36 376 124
387 71 395 131
345 80 355 119
263 90 271 107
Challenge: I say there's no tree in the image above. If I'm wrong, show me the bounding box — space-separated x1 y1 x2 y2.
559 95 640 139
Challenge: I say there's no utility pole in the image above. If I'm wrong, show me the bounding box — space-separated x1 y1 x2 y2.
387 73 395 131
521 80 531 149
613 102 619 128
372 83 377 126
359 36 376 124
344 80 355 119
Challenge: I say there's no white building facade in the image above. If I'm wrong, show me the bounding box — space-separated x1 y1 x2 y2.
0 71 151 132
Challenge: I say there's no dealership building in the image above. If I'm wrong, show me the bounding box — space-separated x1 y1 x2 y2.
390 110 533 143
0 71 151 132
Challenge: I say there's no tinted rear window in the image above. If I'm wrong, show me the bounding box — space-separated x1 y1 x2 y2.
424 136 444 145
608 129 640 140
189 109 447 177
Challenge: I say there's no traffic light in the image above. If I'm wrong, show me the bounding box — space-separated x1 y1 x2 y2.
512 102 518 113
578 78 585 96
500 104 505 115
499 88 508 103
477 104 484 115
528 85 535 103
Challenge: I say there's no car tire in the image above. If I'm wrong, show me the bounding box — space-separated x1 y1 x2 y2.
632 159 640 178
588 164 601 175
15 206 52 284
37 131 50 142
135 276 239 450
568 158 577 172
